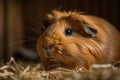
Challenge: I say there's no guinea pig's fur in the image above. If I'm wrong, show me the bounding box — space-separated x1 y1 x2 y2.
37 10 120 70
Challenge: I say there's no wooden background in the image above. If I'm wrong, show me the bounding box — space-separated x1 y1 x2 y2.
0 0 119 60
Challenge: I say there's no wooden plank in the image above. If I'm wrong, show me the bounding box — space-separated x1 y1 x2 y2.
0 0 4 59
7 0 23 58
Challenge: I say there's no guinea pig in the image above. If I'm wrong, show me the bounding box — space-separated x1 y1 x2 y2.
37 10 120 70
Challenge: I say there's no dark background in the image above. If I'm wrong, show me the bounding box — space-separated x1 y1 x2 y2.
0 0 119 60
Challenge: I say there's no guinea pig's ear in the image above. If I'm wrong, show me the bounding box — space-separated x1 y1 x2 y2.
83 21 97 37
77 19 97 37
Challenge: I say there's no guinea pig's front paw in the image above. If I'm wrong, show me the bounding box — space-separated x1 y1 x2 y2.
44 58 61 70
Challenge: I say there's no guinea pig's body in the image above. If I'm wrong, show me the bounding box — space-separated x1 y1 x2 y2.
37 10 120 70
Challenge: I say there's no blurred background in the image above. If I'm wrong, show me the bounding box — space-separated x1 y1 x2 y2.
0 0 119 61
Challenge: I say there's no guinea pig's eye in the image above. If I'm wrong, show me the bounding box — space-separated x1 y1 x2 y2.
64 28 73 36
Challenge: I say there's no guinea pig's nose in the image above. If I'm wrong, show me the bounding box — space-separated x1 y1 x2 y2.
42 44 53 57
42 44 53 51
42 45 53 53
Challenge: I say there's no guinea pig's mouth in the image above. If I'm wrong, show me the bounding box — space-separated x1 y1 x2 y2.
45 50 64 64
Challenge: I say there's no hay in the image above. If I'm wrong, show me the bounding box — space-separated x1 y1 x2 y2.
0 57 120 80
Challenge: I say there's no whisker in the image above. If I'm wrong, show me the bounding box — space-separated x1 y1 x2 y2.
27 45 36 48
26 27 40 35
8 39 36 47
30 48 36 51
26 44 36 47
31 19 41 33
26 45 37 50
23 36 38 41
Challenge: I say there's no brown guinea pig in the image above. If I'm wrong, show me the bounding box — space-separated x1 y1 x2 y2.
37 10 120 70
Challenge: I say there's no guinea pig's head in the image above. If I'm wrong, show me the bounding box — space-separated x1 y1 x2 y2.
37 10 98 69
